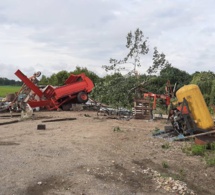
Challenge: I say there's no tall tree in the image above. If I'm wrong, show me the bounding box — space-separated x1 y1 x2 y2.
190 71 215 106
160 66 192 88
103 28 149 74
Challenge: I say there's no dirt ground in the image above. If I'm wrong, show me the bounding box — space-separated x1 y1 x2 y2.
0 110 215 195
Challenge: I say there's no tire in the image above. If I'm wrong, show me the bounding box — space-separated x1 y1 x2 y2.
77 92 88 103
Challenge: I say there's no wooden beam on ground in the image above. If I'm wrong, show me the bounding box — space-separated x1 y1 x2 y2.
0 120 19 126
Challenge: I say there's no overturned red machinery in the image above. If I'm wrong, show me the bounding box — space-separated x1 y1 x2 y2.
14 69 94 110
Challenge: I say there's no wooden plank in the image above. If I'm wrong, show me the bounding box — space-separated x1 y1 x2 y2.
0 120 19 125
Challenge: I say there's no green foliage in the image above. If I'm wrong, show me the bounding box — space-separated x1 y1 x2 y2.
0 78 22 86
39 66 101 87
113 126 122 132
147 47 171 75
71 66 101 84
55 70 70 85
162 161 169 168
191 145 207 156
48 73 58 86
39 75 49 85
0 86 21 97
91 73 141 108
144 76 167 94
160 66 192 89
190 71 215 106
205 156 215 166
182 144 206 156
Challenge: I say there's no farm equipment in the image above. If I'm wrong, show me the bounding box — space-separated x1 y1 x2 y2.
132 81 176 119
167 84 214 138
10 69 94 112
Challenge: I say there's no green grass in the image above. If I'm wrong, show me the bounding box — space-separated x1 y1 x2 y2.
182 143 215 167
0 86 21 97
182 144 206 156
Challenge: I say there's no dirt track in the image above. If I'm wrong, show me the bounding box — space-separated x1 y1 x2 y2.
0 111 214 195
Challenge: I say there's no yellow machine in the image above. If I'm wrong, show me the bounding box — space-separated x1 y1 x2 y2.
176 84 214 130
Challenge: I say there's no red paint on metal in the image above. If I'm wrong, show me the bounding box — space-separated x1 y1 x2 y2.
15 70 94 110
144 92 171 109
15 70 43 98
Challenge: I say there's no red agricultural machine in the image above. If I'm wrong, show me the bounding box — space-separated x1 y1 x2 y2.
10 69 94 112
132 81 176 119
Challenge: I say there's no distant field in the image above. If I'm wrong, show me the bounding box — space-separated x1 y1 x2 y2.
0 86 21 97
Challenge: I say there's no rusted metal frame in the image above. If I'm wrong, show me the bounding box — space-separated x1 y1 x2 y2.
15 70 43 98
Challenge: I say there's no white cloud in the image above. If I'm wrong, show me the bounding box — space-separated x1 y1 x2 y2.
0 0 214 80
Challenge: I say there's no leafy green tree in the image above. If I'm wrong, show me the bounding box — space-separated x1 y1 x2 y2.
91 73 141 108
190 71 215 105
160 66 192 89
39 75 49 85
71 66 101 84
48 74 58 86
55 70 70 85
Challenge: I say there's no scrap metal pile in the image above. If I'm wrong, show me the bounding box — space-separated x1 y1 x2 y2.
2 69 94 115
154 84 215 140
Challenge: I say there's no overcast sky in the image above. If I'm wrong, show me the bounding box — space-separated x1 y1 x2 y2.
0 0 214 80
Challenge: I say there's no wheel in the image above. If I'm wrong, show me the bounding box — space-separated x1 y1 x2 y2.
77 92 88 103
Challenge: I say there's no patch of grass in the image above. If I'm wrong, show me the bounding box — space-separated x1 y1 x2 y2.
182 143 215 167
162 161 169 168
205 156 215 166
161 142 170 149
84 114 91 117
0 86 20 97
113 126 122 132
191 145 206 156
182 144 206 156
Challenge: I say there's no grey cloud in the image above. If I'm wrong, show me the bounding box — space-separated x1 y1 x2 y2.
0 0 215 80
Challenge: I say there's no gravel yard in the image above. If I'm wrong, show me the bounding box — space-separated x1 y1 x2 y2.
0 111 214 195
